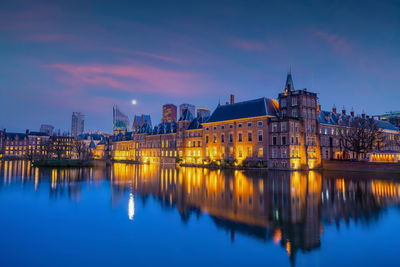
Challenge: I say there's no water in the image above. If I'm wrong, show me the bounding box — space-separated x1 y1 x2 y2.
1 160 400 266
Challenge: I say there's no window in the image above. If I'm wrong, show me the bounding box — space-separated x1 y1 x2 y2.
221 134 225 143
238 147 243 157
238 123 242 128
221 126 225 130
248 132 252 142
248 122 252 127
238 133 243 142
272 123 278 132
272 136 277 145
206 135 209 144
292 97 298 106
213 135 216 143
229 124 233 129
206 127 209 131
281 122 287 132
282 149 287 158
272 149 277 158
282 136 286 145
229 133 233 142
247 147 252 157
258 121 263 126
213 126 217 130
258 131 263 142
258 148 263 158
292 109 298 117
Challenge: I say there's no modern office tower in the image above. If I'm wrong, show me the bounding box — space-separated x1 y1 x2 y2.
40 124 54 136
197 107 210 118
162 104 177 123
71 112 84 137
113 105 130 133
179 103 195 120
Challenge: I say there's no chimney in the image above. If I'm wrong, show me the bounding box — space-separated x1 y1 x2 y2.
350 110 355 117
342 106 346 115
362 110 366 119
230 94 235 105
225 101 229 105
332 105 337 114
25 129 29 134
366 115 370 119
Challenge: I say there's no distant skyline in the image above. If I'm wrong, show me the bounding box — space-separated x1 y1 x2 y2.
1 0 399 132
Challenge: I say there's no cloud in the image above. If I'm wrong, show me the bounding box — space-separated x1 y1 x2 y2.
229 38 279 52
28 33 75 42
49 62 207 96
312 30 352 52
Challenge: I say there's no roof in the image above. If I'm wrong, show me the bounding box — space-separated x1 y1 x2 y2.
88 140 96 149
206 97 279 123
28 131 50 137
187 116 210 130
77 133 104 140
318 110 399 131
178 109 194 121
6 133 27 139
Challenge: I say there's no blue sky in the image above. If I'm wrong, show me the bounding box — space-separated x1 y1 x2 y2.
1 0 399 133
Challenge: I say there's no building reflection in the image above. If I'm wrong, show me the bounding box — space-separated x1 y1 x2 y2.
1 161 400 264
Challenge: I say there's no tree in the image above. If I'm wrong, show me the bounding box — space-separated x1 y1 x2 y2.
73 140 87 160
339 117 381 160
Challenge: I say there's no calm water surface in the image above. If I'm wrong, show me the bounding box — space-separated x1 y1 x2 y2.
1 160 400 266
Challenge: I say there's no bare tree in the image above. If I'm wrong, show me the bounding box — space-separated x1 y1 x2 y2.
73 140 87 160
340 117 381 160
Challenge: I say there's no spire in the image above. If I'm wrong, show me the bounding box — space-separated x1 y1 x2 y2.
284 71 295 93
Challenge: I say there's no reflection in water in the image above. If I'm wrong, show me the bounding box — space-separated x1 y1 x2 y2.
1 160 400 264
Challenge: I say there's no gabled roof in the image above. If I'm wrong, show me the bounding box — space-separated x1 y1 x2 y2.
188 116 210 130
206 97 279 123
179 109 194 121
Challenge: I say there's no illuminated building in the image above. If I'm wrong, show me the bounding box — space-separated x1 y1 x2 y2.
132 114 152 133
3 130 51 158
71 112 84 137
162 104 177 123
0 129 4 157
318 108 400 161
107 72 400 170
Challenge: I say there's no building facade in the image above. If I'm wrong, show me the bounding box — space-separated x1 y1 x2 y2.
96 73 400 170
162 104 177 123
71 112 85 137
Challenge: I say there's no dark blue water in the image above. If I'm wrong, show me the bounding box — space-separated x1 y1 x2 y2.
1 160 400 266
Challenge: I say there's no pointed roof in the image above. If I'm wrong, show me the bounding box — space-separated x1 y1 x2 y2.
285 72 294 92
179 109 194 121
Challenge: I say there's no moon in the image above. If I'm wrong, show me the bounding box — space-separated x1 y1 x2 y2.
131 99 137 105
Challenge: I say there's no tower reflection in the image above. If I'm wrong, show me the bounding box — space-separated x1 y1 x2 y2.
1 160 400 262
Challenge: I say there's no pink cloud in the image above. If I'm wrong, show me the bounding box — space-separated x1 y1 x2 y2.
28 33 75 42
49 63 207 96
313 30 352 52
229 38 282 52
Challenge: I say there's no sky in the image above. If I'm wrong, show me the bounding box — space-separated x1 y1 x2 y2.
1 0 399 133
